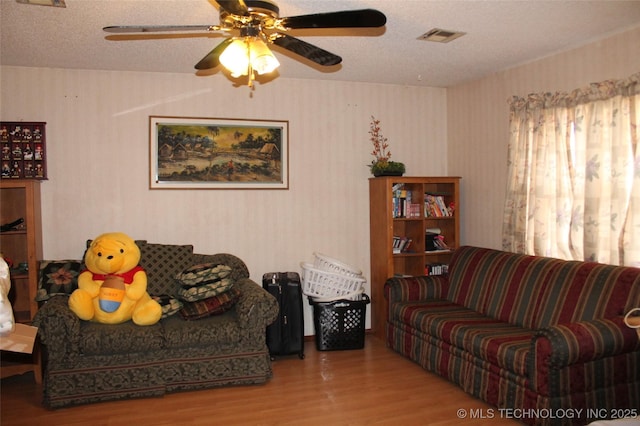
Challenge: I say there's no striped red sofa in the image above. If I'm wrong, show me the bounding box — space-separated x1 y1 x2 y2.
385 246 640 426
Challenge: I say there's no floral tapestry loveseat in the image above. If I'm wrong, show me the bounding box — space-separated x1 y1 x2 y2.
33 240 279 409
385 246 640 426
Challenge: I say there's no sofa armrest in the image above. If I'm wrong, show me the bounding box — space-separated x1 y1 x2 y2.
33 295 81 363
533 317 640 368
384 275 449 304
233 279 279 329
529 317 640 396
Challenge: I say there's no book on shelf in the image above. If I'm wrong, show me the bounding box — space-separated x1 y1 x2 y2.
393 199 421 218
434 235 450 250
392 184 422 218
393 236 413 254
425 263 449 276
425 228 451 252
392 183 405 193
406 203 421 218
424 193 455 217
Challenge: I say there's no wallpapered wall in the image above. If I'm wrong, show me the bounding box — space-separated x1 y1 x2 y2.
0 68 447 333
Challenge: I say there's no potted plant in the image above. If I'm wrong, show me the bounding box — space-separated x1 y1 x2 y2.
368 116 405 177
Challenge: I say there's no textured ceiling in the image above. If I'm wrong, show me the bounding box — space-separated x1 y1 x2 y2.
1 0 640 88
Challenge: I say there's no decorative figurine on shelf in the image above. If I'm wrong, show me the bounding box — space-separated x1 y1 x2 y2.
368 115 405 177
1 162 10 178
23 128 32 142
68 232 162 326
34 145 43 161
0 256 15 335
10 126 22 140
11 162 21 178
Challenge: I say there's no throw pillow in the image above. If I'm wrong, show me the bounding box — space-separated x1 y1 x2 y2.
177 263 232 287
179 288 241 320
151 294 183 318
138 243 194 296
176 263 234 302
36 260 83 302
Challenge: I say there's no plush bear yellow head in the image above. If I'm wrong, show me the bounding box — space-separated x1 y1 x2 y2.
68 232 161 326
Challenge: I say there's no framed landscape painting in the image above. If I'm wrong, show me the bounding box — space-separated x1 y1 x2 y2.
150 116 289 189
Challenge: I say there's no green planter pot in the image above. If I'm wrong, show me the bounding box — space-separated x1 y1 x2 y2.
371 161 405 177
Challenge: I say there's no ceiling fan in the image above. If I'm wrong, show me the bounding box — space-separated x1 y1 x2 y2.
104 0 387 86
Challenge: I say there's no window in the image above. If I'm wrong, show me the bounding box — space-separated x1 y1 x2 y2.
502 73 640 266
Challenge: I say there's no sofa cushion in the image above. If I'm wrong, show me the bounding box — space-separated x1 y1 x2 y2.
394 299 486 348
448 246 640 329
137 242 194 297
531 262 640 329
446 246 506 313
78 321 165 355
446 246 561 328
36 260 83 301
151 294 183 318
481 252 561 328
394 299 532 376
179 288 241 320
162 310 245 348
454 324 532 376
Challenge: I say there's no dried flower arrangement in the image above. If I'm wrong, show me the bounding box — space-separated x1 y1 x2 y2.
368 116 405 177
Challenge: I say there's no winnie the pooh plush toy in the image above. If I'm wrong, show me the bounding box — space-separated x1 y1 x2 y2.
69 232 161 326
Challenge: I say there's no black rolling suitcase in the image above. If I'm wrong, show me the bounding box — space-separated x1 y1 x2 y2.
262 272 305 359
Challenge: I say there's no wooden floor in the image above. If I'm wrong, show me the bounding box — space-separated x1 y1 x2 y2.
1 336 520 425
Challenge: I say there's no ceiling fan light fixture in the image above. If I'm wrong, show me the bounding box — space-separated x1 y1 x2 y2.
219 37 279 80
219 39 251 77
250 39 280 75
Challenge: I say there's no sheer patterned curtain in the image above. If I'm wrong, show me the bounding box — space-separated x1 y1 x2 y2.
502 72 640 266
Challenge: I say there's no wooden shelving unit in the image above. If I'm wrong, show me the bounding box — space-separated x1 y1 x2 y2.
0 179 43 382
369 176 460 340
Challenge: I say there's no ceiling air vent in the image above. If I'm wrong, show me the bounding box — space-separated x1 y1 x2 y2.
418 28 465 43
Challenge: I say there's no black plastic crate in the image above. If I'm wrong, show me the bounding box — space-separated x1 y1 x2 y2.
309 294 370 351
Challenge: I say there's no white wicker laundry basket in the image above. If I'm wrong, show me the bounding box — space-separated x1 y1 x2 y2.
312 252 363 278
300 262 366 301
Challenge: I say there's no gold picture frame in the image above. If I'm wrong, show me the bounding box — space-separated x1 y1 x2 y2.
150 116 288 189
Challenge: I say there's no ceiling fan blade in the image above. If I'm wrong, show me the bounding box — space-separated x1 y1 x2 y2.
272 34 341 66
280 9 386 29
103 25 216 33
195 38 234 70
215 0 249 16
